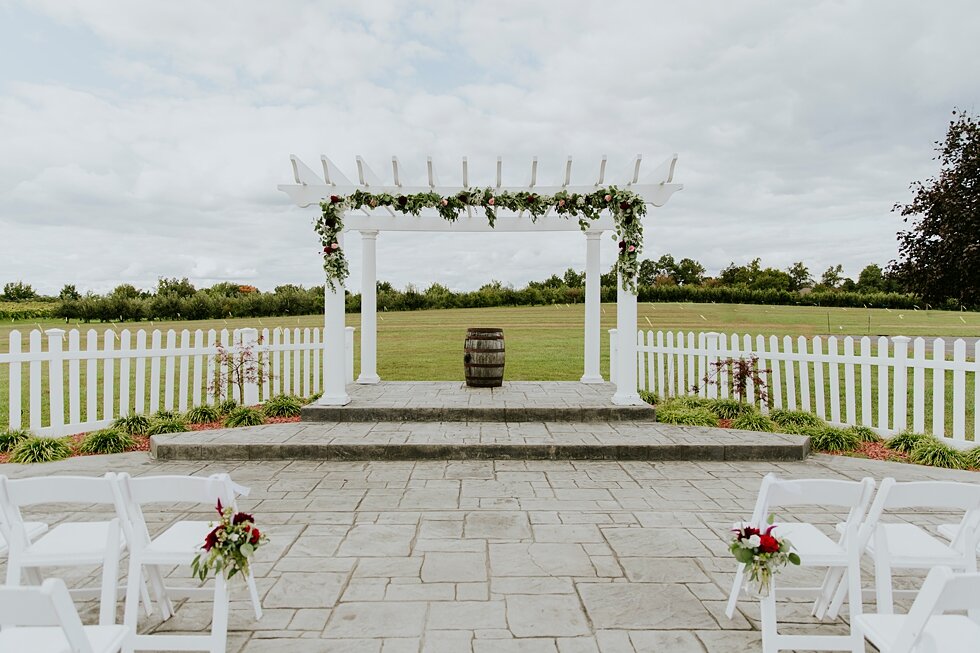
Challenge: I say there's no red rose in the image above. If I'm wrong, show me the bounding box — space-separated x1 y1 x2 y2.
742 527 760 538
526 194 536 202
203 525 222 551
232 511 254 526
758 534 780 554
619 201 630 211
250 527 261 545
330 195 341 204
397 195 408 206
618 240 627 250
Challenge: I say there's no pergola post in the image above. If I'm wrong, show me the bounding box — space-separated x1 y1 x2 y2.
318 230 351 406
357 229 380 384
580 231 603 384
611 272 642 405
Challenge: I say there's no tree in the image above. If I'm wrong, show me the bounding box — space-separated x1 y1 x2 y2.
856 264 885 293
111 283 142 299
891 109 980 307
59 284 81 301
562 268 584 288
157 277 196 298
638 259 658 286
674 258 706 286
787 262 813 291
2 281 36 301
820 264 844 289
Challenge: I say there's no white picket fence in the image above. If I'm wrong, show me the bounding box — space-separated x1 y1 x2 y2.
1 326 355 437
611 329 980 446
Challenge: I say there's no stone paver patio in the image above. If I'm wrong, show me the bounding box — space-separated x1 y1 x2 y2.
2 452 975 652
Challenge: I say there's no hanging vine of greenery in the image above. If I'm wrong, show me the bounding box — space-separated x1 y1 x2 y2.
315 186 646 292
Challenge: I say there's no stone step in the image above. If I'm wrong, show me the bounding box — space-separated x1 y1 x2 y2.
150 422 809 462
300 405 656 423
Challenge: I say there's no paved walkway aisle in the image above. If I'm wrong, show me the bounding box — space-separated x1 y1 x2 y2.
1 453 974 652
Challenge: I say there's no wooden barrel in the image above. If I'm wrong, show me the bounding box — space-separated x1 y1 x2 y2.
464 328 505 388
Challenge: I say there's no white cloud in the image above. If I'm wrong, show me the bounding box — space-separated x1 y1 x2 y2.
1 0 979 295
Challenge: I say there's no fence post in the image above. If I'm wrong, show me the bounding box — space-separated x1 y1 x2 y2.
345 326 356 384
891 336 910 433
608 329 618 386
45 328 65 436
704 332 720 399
240 328 260 406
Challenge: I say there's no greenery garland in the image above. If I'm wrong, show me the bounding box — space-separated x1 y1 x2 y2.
316 186 646 292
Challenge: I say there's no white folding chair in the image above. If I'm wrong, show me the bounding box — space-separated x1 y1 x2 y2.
0 473 136 626
0 511 47 556
725 473 875 653
936 514 980 554
117 473 262 653
853 566 980 653
0 578 130 653
830 478 980 616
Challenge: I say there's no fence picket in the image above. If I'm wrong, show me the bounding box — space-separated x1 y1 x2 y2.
675 331 685 397
46 330 65 432
665 331 676 397
812 337 825 419
876 336 889 431
149 330 162 413
843 337 856 425
135 330 147 415
975 341 980 442
206 330 217 401
292 328 301 395
68 330 81 425
767 335 780 410
281 329 292 396
271 329 282 396
85 330 98 423
312 328 321 394
103 330 115 423
164 330 176 410
119 330 131 418
7 331 21 430
178 330 190 412
932 339 945 437
261 328 271 401
828 336 841 424
29 331 42 430
686 332 696 395
192 330 204 407
646 331 655 394
952 339 966 441
637 331 647 392
783 336 797 410
912 337 926 433
860 337 872 427
798 336 811 412
655 330 665 398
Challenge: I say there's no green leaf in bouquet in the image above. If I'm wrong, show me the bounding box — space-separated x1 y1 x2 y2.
767 513 775 525
240 543 254 558
733 548 755 564
788 552 801 565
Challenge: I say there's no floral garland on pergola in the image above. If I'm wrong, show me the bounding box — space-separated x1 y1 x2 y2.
315 186 646 292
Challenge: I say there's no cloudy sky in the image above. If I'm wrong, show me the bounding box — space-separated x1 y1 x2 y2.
1 1 978 295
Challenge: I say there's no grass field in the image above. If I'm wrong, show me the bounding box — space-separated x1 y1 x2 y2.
2 302 979 433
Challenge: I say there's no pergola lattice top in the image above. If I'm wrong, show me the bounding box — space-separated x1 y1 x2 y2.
278 154 683 231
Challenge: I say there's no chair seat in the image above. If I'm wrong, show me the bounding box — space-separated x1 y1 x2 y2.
0 624 128 653
0 521 47 554
23 522 125 564
142 521 212 565
856 613 980 652
871 523 961 564
772 523 846 565
937 523 980 553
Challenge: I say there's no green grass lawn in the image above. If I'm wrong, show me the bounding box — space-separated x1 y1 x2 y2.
2 302 979 433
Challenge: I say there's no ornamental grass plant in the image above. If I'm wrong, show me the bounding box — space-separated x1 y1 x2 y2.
216 398 239 415
147 416 189 436
769 409 823 431
908 437 969 469
0 428 30 453
186 404 221 424
808 426 861 453
656 404 717 427
731 412 777 432
112 413 151 436
79 428 135 455
224 406 265 428
966 447 980 469
846 425 882 443
886 430 929 454
262 394 303 418
10 436 73 464
708 398 756 419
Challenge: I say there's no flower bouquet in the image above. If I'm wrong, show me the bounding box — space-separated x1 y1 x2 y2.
191 499 268 582
730 516 800 597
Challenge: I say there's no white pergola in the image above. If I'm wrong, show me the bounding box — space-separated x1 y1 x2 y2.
278 154 682 406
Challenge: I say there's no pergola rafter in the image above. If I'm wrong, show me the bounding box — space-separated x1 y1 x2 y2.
278 154 682 406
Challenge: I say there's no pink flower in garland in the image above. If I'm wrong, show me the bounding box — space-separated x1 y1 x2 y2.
331 242 339 250
441 198 448 206
369 199 377 207
628 245 636 252
558 199 566 207
604 194 612 202
487 197 495 206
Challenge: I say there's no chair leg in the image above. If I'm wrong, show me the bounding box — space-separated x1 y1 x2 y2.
760 590 779 653
211 574 229 653
100 546 121 626
4 558 22 586
146 565 173 619
813 567 843 619
123 553 143 637
873 553 893 614
725 564 745 619
246 570 263 620
846 556 864 653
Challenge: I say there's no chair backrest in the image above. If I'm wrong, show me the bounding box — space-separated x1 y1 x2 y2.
859 478 980 553
0 474 122 551
888 567 980 653
115 473 242 549
0 578 94 653
750 473 876 528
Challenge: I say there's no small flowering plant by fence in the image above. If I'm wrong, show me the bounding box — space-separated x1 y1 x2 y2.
730 516 800 596
191 499 268 582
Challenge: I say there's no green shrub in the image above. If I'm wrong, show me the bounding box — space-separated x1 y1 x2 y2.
965 447 980 469
909 437 968 469
153 409 182 420
262 394 303 418
731 412 777 432
656 406 718 427
79 428 135 455
846 425 882 443
216 398 239 415
886 430 928 454
0 428 31 453
146 416 189 436
224 406 265 428
111 413 151 436
638 390 657 406
769 409 824 430
10 436 73 464
668 395 711 409
186 404 221 424
708 399 756 419
808 426 861 453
